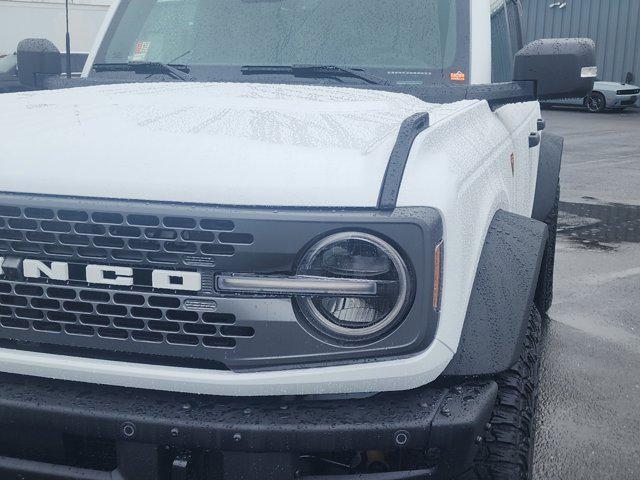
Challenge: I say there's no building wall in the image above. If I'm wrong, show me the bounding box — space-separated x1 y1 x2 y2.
521 0 640 85
0 0 112 55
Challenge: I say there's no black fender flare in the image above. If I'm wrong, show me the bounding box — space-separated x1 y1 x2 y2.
443 210 548 376
532 133 564 222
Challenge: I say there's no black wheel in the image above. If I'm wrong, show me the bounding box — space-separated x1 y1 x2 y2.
584 92 606 113
534 184 559 314
467 306 543 480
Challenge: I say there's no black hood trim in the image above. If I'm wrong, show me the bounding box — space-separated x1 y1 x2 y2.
377 112 430 210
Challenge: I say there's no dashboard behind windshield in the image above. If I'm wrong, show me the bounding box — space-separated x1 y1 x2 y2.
94 0 470 86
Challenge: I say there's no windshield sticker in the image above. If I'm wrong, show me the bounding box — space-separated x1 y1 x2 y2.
450 71 466 82
131 41 151 61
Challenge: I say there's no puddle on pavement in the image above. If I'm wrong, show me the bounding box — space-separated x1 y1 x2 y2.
558 200 640 251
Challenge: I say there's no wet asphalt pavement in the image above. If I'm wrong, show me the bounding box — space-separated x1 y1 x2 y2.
533 107 640 479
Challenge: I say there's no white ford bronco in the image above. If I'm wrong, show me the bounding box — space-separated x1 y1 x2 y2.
0 1 595 479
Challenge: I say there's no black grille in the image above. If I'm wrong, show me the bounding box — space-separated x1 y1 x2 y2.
0 205 252 267
617 89 640 95
0 199 264 367
0 279 254 353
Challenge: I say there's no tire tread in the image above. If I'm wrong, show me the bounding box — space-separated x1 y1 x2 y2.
460 306 543 480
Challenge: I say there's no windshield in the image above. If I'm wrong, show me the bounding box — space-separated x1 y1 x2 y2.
94 0 469 85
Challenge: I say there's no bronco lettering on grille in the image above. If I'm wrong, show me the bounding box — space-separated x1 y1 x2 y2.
0 257 202 292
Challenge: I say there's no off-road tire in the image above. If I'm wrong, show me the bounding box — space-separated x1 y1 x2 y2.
534 184 559 314
466 305 543 480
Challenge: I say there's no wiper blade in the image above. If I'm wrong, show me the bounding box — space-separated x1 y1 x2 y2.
295 65 389 85
93 62 192 81
241 64 389 85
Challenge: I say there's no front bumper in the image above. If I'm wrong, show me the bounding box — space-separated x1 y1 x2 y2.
0 373 497 479
609 94 638 108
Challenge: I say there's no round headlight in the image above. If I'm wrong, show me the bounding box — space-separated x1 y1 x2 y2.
296 232 413 340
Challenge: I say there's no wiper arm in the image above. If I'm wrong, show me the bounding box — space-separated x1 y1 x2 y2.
241 64 389 85
93 62 193 81
295 65 389 85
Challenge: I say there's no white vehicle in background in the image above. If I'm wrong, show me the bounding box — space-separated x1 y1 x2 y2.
0 0 111 56
0 1 596 479
0 0 111 90
544 80 640 113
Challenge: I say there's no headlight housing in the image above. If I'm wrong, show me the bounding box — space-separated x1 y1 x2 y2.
296 232 413 341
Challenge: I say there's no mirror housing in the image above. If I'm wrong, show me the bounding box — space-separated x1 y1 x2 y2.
625 72 635 85
0 54 17 76
17 39 61 88
513 38 597 101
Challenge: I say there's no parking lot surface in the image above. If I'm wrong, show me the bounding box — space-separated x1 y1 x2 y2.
534 107 640 479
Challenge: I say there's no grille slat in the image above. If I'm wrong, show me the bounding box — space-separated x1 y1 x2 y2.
0 202 257 364
0 280 249 354
0 205 250 266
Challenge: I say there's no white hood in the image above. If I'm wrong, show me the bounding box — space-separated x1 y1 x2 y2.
0 82 475 207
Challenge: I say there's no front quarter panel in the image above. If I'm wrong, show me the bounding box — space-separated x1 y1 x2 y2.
397 100 527 354
494 101 541 212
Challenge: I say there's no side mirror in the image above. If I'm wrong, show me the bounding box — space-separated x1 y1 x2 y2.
625 72 634 85
513 38 597 101
17 38 61 88
0 54 17 76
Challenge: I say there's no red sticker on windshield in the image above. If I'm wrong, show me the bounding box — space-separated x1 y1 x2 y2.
132 41 151 61
450 71 466 82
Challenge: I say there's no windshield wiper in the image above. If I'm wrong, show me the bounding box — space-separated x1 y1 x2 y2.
92 62 193 81
241 64 389 85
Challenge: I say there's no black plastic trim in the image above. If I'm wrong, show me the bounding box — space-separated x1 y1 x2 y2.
303 470 434 479
0 460 434 480
377 113 430 210
16 39 61 89
514 38 596 101
443 210 548 376
465 80 536 107
532 133 564 222
0 456 111 480
0 372 497 479
529 132 541 148
37 73 539 109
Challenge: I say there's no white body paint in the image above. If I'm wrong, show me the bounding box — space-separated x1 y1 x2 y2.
0 82 477 207
0 0 544 396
